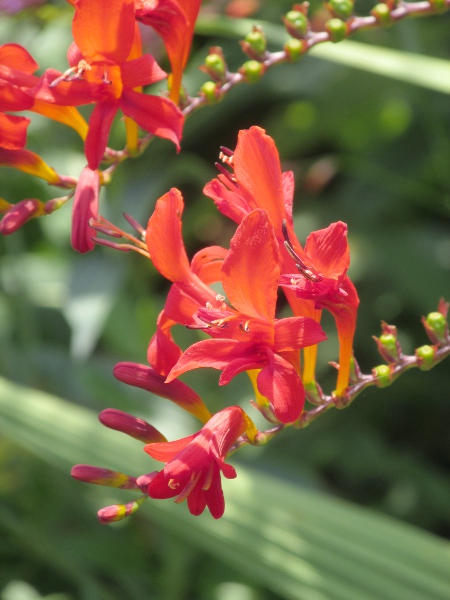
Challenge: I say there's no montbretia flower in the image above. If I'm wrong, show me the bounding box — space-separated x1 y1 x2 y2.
35 0 184 169
144 406 255 519
135 0 202 105
204 126 359 396
167 209 327 424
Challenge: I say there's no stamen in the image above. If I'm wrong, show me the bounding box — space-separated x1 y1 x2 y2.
49 60 91 87
102 70 112 84
123 213 146 239
282 220 323 282
215 161 236 184
239 320 251 333
219 146 234 157
219 147 234 167
90 215 149 257
215 294 225 303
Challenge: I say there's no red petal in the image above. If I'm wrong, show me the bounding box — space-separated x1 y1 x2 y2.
234 126 286 233
0 113 29 149
145 188 191 281
145 434 195 462
222 209 279 320
190 245 228 284
0 43 38 73
304 221 350 280
274 316 327 352
167 338 242 382
203 176 250 224
72 0 135 63
85 101 118 170
120 55 167 89
120 88 183 150
71 166 99 253
0 82 33 111
257 353 304 424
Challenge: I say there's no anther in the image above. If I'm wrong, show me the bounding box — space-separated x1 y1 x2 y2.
239 320 251 333
215 161 237 183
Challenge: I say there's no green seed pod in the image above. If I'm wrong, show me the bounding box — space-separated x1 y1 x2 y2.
379 333 398 359
204 53 226 79
426 311 447 340
430 0 447 12
240 60 264 84
200 81 219 104
371 3 392 24
245 29 267 56
372 364 391 388
325 18 348 43
416 345 436 370
284 38 304 62
327 0 354 19
283 10 309 38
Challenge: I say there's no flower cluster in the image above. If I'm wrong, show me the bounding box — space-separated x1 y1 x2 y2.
0 0 199 250
73 126 360 519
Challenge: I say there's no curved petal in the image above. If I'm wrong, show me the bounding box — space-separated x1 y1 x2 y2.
146 188 191 281
72 0 135 63
304 221 350 280
167 338 242 382
147 311 182 376
0 43 38 73
190 245 228 284
0 147 61 184
145 434 195 462
257 353 304 424
120 88 183 150
121 54 167 88
203 176 250 224
234 126 286 232
113 361 211 424
0 82 33 111
222 209 279 321
85 100 118 170
274 316 327 352
0 113 29 149
71 166 99 253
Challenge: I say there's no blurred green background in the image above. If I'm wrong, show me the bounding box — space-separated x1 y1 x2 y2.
1 1 450 599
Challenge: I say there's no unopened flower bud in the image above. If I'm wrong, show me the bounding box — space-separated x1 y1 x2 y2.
240 60 264 84
98 496 147 524
242 28 267 58
429 0 447 12
71 464 138 489
422 310 448 344
283 10 309 38
99 408 167 444
373 333 399 363
415 345 436 370
0 198 42 235
325 18 348 42
202 48 227 80
284 38 304 62
327 0 354 19
372 364 392 387
201 81 220 104
371 3 392 24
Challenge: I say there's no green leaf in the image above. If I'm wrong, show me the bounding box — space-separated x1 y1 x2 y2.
195 15 450 95
0 376 449 600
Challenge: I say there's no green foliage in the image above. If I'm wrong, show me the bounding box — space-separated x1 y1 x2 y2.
1 3 450 599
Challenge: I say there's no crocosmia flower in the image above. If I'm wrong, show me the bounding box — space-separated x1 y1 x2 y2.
144 406 255 519
204 126 359 396
35 0 184 169
167 209 327 424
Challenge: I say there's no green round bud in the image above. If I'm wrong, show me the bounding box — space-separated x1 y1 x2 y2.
430 0 447 12
416 345 435 370
372 364 391 388
200 81 219 104
426 312 447 337
379 333 398 355
326 18 348 43
204 53 226 79
328 0 354 19
284 38 304 62
245 30 267 56
284 10 309 38
371 3 392 24
241 60 264 84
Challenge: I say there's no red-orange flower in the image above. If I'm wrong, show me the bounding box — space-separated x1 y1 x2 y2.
135 0 202 105
167 209 327 424
204 126 359 396
144 406 253 518
35 0 184 169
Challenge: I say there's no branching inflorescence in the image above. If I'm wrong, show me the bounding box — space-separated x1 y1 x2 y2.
1 0 449 519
